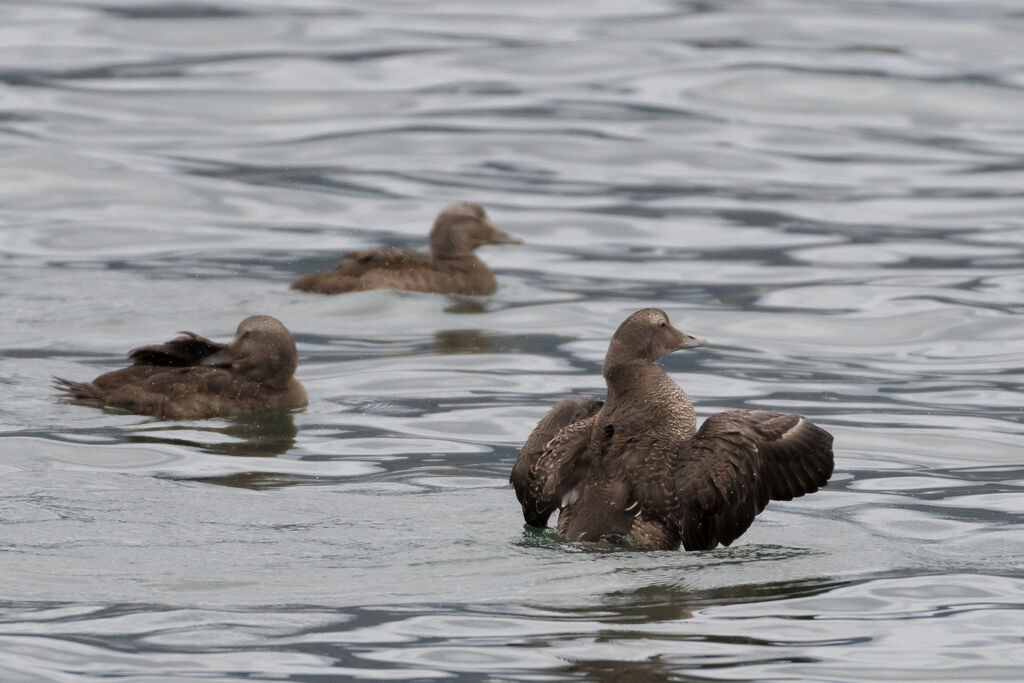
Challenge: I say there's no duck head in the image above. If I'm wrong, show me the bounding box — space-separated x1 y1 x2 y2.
203 315 299 390
603 308 706 376
429 202 522 260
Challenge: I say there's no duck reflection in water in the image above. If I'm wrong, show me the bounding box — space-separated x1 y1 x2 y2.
434 329 496 354
443 298 489 315
127 410 298 459
541 577 845 681
511 308 834 551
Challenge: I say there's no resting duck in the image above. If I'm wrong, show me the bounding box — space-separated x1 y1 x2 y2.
510 308 834 551
290 201 521 295
55 315 307 419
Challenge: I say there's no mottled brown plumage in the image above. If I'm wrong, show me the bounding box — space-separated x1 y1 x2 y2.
55 315 307 419
511 397 604 527
290 202 521 295
510 308 834 551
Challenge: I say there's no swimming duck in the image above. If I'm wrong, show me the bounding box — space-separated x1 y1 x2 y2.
290 201 521 295
55 315 307 419
510 308 834 551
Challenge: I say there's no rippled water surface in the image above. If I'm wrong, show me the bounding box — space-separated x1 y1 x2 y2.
2 0 1023 679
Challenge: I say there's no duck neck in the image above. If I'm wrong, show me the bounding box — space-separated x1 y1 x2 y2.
602 359 696 436
431 249 482 271
603 360 660 404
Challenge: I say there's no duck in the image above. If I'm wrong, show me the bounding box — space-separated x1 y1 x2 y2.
290 201 521 295
510 308 834 551
55 315 307 419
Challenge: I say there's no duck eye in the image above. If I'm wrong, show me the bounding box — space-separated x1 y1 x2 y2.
659 322 666 328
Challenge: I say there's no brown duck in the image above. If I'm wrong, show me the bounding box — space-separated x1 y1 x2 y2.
290 201 521 295
55 315 307 419
510 308 834 551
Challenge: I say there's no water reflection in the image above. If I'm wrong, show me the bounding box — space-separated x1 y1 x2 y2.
433 329 495 354
535 574 845 625
128 411 298 458
555 658 688 683
180 470 321 490
443 298 489 315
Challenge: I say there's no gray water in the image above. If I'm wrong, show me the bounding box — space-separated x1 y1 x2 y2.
1 0 1023 679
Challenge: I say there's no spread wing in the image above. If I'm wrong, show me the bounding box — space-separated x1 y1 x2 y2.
510 397 603 527
617 410 833 551
669 410 834 551
128 332 224 367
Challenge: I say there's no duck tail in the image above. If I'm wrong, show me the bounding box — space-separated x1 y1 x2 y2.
53 377 101 401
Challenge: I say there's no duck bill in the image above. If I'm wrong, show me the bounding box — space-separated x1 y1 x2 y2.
491 230 523 245
487 223 524 245
681 335 707 349
672 328 707 351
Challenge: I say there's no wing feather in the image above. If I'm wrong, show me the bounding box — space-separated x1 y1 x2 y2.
128 332 224 367
510 397 602 527
337 248 434 273
674 410 834 551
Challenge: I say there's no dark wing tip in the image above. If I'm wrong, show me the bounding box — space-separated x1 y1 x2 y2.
510 397 603 529
128 332 225 367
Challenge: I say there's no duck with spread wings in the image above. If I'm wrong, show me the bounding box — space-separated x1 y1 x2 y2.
510 308 834 551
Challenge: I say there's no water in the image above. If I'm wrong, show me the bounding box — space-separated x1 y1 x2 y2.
1 0 1022 679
